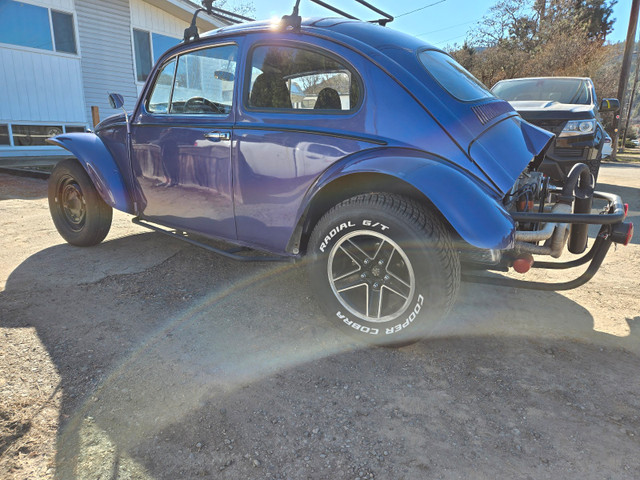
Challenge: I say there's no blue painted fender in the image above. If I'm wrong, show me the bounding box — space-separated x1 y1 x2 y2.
47 133 133 213
304 148 515 250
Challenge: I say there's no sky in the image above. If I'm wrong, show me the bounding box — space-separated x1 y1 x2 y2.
252 0 635 49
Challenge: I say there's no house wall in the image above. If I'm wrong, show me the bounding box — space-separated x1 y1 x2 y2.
74 0 139 124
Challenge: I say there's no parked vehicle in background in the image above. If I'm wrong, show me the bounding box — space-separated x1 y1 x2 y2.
44 2 634 346
491 77 619 183
602 134 612 158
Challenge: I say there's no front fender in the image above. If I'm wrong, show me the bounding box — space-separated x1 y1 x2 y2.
303 149 515 250
47 133 133 213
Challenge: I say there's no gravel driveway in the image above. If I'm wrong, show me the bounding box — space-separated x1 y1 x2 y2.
1 163 639 479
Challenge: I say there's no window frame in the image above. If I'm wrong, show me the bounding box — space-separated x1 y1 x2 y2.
242 41 364 116
142 42 240 119
0 1 79 57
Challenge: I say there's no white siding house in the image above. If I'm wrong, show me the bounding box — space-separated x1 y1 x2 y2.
0 0 223 159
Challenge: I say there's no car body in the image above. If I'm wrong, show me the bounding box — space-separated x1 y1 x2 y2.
491 77 619 182
46 14 633 345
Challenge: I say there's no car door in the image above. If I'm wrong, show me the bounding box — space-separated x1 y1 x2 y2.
130 42 239 240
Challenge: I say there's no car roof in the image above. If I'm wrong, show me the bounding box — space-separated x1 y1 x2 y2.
199 17 438 52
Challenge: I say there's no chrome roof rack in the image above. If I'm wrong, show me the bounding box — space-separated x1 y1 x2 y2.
310 0 394 26
184 1 254 43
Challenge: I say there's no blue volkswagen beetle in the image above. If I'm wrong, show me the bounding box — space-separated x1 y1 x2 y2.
46 2 633 345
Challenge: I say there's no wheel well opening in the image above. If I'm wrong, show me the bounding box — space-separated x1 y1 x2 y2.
297 173 453 254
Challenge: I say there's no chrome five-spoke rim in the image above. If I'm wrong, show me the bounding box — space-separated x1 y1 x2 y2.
327 230 416 323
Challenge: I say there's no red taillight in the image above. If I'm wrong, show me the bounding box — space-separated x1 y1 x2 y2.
624 223 634 246
513 254 534 273
611 222 634 246
624 203 629 218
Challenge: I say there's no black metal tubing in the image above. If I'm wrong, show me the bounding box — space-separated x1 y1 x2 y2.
461 234 613 291
531 234 603 270
133 217 294 263
209 6 254 22
310 0 359 19
511 191 625 225
309 0 394 25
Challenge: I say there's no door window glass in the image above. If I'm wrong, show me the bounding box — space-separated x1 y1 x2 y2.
247 45 361 112
147 59 176 114
170 44 238 115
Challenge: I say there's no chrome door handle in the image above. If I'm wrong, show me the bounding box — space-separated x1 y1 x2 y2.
204 131 231 142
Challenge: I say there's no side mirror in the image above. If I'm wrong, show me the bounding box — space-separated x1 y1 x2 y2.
108 93 125 110
214 70 235 82
599 98 620 112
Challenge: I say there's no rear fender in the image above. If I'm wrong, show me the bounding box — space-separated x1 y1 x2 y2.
47 133 133 213
299 149 515 250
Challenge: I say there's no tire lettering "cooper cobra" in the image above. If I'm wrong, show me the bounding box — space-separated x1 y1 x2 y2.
386 294 424 334
336 311 379 335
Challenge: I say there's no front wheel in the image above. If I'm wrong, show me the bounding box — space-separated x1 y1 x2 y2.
48 159 113 246
307 193 460 346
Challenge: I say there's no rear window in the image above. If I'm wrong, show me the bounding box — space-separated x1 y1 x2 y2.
418 50 493 102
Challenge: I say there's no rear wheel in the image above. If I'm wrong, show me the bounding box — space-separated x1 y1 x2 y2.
48 159 112 246
308 193 460 346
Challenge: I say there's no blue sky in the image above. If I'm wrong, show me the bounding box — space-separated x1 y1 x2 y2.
252 0 634 48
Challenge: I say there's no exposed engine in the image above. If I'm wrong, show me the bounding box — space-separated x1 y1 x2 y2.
503 163 596 272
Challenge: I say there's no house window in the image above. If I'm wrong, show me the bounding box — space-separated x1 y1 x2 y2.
0 125 10 145
51 10 77 54
12 125 62 146
0 1 77 54
0 1 53 50
152 33 179 62
133 29 152 82
65 126 86 133
133 28 180 82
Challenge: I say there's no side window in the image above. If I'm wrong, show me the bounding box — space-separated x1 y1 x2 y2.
247 45 361 112
170 44 238 115
147 59 176 114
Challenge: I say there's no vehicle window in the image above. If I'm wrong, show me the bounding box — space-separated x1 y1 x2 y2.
492 78 591 105
247 45 361 112
170 44 238 115
418 50 493 102
147 59 176 114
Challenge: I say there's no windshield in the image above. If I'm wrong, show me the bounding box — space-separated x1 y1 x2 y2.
492 78 591 105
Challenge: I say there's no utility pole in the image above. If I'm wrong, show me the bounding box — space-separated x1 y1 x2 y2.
611 0 640 161
622 49 640 152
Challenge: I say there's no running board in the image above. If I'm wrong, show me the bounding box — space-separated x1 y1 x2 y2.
132 217 294 263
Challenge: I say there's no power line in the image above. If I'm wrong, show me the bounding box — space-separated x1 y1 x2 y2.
434 33 468 46
416 19 476 37
395 0 448 19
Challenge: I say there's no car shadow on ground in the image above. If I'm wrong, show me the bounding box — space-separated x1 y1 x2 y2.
1 233 639 479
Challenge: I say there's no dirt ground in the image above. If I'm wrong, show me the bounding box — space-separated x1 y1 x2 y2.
0 163 639 480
